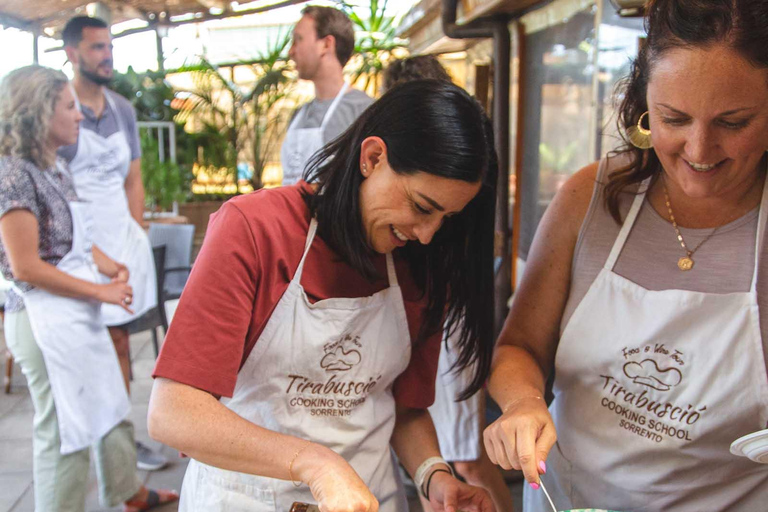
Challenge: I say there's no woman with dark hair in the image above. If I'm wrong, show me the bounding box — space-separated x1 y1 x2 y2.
382 55 452 92
148 79 497 512
484 0 768 510
382 56 515 512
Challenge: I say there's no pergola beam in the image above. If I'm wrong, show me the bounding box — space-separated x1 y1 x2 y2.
39 0 306 55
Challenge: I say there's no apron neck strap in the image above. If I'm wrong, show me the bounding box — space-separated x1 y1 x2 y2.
69 83 126 135
604 177 651 271
293 217 399 287
319 82 349 130
69 82 82 111
750 161 768 291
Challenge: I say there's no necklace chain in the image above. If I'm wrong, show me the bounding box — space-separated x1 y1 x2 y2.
661 178 718 270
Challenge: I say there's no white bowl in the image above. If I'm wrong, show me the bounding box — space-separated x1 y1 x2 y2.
730 428 768 464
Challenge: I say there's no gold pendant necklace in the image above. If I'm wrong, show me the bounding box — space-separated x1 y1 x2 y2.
662 178 718 271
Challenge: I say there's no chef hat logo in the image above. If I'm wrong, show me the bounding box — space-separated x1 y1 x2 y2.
320 346 362 372
623 359 682 392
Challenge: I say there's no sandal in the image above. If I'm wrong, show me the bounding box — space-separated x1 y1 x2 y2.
124 488 179 512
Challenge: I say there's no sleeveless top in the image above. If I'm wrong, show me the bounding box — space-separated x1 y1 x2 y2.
563 154 768 376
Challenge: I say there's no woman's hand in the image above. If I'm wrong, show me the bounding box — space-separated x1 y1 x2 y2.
112 263 130 283
427 471 493 512
483 396 556 487
96 281 134 313
299 445 378 512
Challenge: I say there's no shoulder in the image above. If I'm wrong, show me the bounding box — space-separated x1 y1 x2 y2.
344 88 373 103
217 183 311 240
552 161 600 223
342 88 374 111
105 89 137 121
0 156 36 179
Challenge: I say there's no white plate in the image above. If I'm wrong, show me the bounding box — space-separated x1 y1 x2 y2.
730 428 768 464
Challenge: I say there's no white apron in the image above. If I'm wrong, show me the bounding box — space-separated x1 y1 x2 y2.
525 177 768 511
14 169 130 454
179 218 412 512
68 88 156 325
280 83 348 186
429 325 482 462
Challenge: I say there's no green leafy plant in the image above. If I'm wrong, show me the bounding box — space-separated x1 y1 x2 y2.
340 0 408 92
140 131 192 211
173 29 294 190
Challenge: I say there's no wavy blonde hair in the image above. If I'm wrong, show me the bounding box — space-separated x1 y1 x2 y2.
0 65 70 170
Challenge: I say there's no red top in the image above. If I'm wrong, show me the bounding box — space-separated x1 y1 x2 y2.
153 182 442 408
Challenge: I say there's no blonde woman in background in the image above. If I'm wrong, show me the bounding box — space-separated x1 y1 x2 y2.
0 65 177 512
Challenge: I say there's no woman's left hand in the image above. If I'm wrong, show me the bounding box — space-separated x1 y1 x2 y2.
427 471 494 512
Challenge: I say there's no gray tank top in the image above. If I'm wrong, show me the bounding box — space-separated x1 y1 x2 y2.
562 154 768 375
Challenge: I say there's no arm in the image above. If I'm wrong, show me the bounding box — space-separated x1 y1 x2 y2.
92 245 127 281
0 209 132 308
391 405 492 512
148 203 378 511
484 162 598 485
149 378 377 511
124 158 145 224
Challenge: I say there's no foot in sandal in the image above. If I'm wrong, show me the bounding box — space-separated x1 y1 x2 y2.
124 487 179 512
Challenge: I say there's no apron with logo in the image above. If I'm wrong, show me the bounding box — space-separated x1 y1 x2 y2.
280 83 348 186
178 218 412 512
14 167 130 454
525 177 768 511
68 88 156 326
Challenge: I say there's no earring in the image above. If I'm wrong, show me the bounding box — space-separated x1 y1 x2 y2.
627 111 653 149
362 163 368 175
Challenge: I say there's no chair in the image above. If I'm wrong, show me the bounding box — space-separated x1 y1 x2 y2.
126 245 168 358
148 223 195 301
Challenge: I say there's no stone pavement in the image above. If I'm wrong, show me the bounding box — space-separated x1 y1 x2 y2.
1 328 522 512
0 329 186 512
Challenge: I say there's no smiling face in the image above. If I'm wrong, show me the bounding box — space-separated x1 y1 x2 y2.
647 44 768 201
68 27 114 85
47 86 84 150
358 139 481 254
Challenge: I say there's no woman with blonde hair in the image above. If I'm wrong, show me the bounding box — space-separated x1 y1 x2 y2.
0 65 177 511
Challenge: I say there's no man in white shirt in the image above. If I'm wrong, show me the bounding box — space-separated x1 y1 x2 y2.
280 5 373 185
60 16 167 472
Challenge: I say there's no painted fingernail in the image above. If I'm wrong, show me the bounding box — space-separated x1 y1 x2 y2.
530 482 540 490
538 460 547 474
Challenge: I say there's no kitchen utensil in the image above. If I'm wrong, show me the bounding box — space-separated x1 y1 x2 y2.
539 479 558 512
289 503 320 512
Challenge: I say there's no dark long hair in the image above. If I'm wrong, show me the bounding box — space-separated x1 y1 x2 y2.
303 80 497 399
606 0 768 222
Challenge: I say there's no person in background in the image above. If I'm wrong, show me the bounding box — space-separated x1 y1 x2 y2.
484 0 768 510
382 55 515 512
59 16 165 472
0 65 178 512
148 80 497 512
281 4 373 185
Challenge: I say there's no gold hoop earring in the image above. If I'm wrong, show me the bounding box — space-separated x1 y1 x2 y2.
627 111 653 149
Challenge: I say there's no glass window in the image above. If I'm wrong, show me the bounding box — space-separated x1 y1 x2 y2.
517 3 597 260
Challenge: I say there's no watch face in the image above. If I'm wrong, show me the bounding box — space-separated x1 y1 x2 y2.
730 428 768 464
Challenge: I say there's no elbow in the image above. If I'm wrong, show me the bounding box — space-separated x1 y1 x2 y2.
10 262 35 284
147 380 176 446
